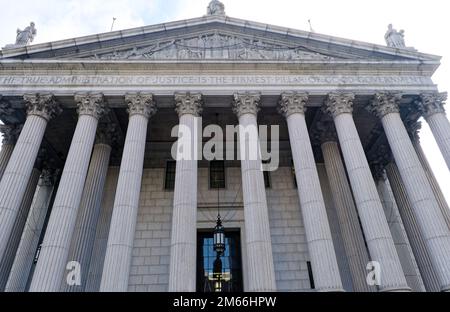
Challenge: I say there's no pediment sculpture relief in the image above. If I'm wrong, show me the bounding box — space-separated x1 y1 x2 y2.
90 32 335 61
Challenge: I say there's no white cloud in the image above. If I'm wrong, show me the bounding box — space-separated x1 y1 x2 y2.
0 0 449 203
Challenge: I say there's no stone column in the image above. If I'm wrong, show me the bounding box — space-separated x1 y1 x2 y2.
278 92 343 291
30 93 108 292
0 94 61 273
0 165 41 290
418 92 450 171
375 172 426 292
5 168 57 292
168 93 202 292
64 124 116 292
407 121 450 229
0 124 23 180
319 131 374 292
100 93 156 292
385 162 441 292
85 168 119 292
369 93 450 291
324 93 409 292
232 92 276 291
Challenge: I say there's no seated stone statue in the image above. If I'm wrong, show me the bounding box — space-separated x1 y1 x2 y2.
207 0 225 16
384 24 405 48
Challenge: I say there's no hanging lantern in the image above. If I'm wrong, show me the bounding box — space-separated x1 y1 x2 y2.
213 216 225 255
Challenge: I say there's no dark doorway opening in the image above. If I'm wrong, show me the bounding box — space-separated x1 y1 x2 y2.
197 229 243 292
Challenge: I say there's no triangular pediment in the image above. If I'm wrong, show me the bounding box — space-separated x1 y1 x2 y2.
0 15 440 63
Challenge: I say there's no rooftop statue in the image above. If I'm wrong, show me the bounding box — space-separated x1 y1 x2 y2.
3 22 37 49
384 24 405 48
207 0 226 16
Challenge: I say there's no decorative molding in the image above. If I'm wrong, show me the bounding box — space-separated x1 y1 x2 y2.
323 93 355 118
278 92 309 118
368 92 402 119
174 92 203 117
419 92 447 118
74 93 109 120
232 92 261 118
0 123 23 145
95 123 119 146
23 93 62 121
124 92 157 119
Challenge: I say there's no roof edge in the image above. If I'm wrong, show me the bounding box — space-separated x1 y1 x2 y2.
0 15 442 62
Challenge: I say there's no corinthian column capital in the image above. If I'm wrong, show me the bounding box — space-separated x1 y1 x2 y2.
95 122 119 146
278 92 308 118
23 93 62 121
125 92 157 119
174 92 203 117
0 97 14 117
232 92 261 118
323 92 355 118
0 123 23 145
419 92 447 118
74 93 109 119
367 92 402 119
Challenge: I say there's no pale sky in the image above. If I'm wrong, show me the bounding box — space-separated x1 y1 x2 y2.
0 0 449 203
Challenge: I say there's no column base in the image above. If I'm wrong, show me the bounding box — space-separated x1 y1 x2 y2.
379 286 412 292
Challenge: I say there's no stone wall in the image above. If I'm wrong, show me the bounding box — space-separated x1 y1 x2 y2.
90 165 352 292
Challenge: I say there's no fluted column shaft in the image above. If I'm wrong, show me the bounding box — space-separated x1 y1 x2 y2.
0 94 60 272
85 168 119 292
30 93 107 292
426 113 450 170
419 92 450 170
324 93 409 292
0 167 40 290
0 144 14 180
0 124 22 180
321 141 374 292
279 93 343 291
369 93 450 291
5 169 56 292
376 177 425 292
385 162 441 291
64 141 112 292
100 93 156 292
233 93 276 291
168 93 202 292
413 141 450 229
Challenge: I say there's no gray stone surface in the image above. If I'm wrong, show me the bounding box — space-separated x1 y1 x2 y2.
100 93 156 292
0 167 40 290
324 93 410 292
385 162 441 292
279 92 343 292
30 94 107 291
0 94 60 278
321 140 375 292
85 167 119 292
232 93 276 291
370 93 450 291
64 142 112 292
5 169 56 292
376 177 425 292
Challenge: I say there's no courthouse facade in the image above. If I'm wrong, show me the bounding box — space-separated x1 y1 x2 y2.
1 1 450 292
